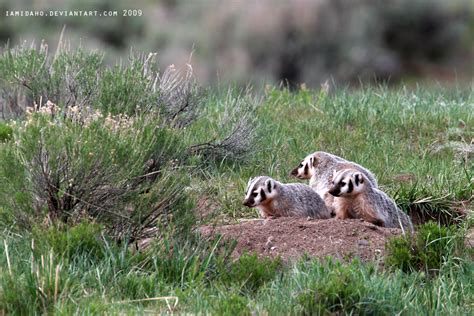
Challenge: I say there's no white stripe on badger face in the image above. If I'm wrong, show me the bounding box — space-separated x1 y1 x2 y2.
332 169 350 184
330 169 366 196
243 176 276 207
329 169 355 196
295 154 315 179
245 177 255 198
245 177 262 200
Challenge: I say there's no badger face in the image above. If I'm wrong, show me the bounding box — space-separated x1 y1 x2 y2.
290 154 316 179
328 169 365 197
243 176 277 207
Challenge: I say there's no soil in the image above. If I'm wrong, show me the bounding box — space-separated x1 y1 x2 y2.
200 217 404 262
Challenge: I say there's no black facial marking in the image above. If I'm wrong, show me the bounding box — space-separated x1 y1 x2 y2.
267 181 272 193
243 198 253 207
304 163 309 176
354 174 360 186
373 218 384 227
251 191 258 197
260 188 267 201
291 168 298 176
328 187 340 196
347 180 354 193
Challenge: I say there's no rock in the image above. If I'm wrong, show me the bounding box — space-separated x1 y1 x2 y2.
364 222 378 230
264 236 275 250
358 239 369 246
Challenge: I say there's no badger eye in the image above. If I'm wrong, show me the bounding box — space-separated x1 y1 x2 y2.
340 181 346 186
251 192 258 197
299 164 303 168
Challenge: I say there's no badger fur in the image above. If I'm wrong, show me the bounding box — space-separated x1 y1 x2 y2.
328 169 413 233
290 151 378 215
243 176 331 219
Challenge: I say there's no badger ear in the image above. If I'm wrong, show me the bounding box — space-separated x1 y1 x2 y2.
312 154 318 167
354 172 363 186
265 178 275 194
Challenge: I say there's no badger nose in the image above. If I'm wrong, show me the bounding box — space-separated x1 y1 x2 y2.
328 189 339 197
290 168 298 177
242 199 252 207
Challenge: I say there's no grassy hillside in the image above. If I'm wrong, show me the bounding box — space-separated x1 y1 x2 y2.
0 44 472 314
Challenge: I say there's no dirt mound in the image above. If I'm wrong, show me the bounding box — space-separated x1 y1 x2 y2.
201 217 404 262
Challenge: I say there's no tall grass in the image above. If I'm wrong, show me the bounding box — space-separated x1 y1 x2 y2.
199 86 473 220
1 225 471 314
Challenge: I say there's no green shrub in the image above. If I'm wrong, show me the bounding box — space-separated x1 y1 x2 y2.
0 123 13 142
416 222 460 270
218 253 283 293
394 184 462 226
98 55 159 115
32 221 105 261
385 234 415 272
385 221 462 272
0 43 260 241
0 44 200 120
213 293 249 316
0 110 188 239
296 260 384 315
0 139 31 228
139 235 235 286
0 44 103 118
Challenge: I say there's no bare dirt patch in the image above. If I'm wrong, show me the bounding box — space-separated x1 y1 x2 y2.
200 217 404 262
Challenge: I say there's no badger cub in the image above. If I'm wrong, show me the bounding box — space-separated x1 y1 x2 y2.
290 151 378 214
328 169 413 232
243 176 331 219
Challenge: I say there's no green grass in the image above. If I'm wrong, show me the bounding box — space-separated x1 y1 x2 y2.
0 45 473 314
0 227 472 314
193 86 473 220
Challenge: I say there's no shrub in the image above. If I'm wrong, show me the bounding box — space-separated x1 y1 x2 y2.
0 41 261 246
0 123 13 142
117 234 234 290
1 108 189 240
0 138 31 228
0 42 103 118
0 44 202 123
32 221 105 262
385 235 415 272
394 184 463 226
416 222 461 270
213 293 249 315
385 221 463 272
218 253 283 293
296 260 384 315
98 54 159 116
187 90 260 163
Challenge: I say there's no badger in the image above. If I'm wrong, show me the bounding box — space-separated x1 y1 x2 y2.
243 176 331 219
290 151 378 214
328 169 413 233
